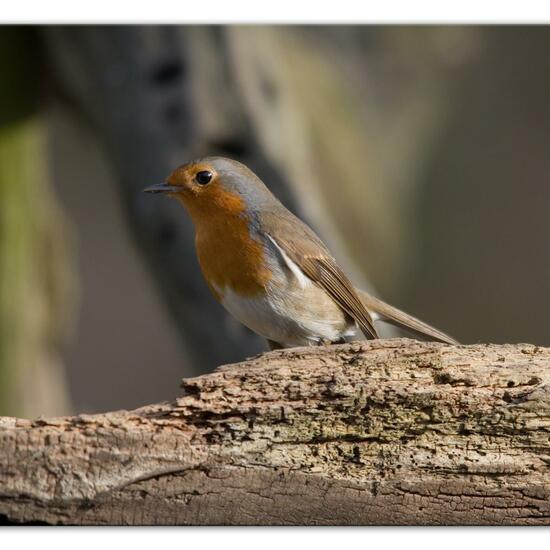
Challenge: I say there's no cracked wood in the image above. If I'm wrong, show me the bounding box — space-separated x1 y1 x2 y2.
1 338 550 525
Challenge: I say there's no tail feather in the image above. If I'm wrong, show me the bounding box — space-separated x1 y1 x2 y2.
356 289 458 345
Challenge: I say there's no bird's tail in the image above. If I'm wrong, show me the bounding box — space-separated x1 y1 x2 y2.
356 289 459 345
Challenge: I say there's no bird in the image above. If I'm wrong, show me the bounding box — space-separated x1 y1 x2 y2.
144 157 457 350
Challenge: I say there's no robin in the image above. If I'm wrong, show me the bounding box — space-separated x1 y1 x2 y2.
144 157 457 350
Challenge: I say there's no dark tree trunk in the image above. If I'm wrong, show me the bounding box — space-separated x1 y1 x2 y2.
42 26 308 371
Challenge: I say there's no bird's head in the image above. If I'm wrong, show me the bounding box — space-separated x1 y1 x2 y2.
144 157 274 223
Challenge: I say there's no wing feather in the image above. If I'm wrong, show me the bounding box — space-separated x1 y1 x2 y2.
305 257 378 339
257 204 456 345
260 209 378 340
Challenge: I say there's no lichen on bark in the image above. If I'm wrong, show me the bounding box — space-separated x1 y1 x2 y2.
1 339 549 525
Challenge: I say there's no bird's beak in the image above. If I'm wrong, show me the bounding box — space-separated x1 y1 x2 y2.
143 182 180 194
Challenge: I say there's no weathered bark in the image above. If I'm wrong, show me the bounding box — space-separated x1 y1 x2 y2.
1 338 549 525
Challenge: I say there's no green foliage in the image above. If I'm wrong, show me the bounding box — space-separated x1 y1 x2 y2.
0 28 41 413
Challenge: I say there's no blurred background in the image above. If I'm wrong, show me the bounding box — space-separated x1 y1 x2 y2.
1 25 549 418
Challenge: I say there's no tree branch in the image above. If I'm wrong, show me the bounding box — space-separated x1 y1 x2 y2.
1 338 549 525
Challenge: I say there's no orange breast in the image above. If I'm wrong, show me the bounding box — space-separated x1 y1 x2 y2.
177 185 271 301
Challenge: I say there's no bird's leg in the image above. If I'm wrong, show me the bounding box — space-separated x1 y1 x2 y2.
317 337 347 346
268 337 346 350
267 339 284 351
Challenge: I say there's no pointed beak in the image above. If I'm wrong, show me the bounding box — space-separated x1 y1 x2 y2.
143 182 180 194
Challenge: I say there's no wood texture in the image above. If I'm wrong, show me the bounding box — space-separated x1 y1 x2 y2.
1 338 550 525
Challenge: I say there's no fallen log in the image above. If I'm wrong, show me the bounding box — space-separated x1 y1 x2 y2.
1 338 549 525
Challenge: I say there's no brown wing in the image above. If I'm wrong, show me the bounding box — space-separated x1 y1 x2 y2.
301 256 379 339
259 208 378 340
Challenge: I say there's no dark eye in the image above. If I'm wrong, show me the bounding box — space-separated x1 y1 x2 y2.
195 171 213 185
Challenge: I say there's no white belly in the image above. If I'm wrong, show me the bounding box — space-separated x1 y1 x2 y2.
220 287 355 347
215 255 357 348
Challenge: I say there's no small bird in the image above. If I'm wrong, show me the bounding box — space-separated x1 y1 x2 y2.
144 157 457 350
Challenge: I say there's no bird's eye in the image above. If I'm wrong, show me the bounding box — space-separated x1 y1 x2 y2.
195 171 213 185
